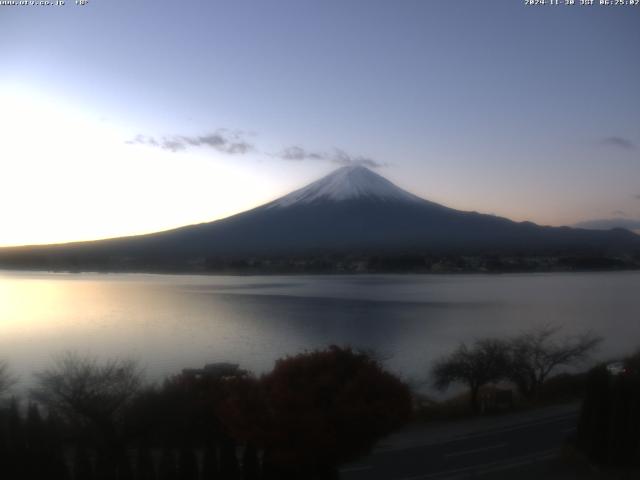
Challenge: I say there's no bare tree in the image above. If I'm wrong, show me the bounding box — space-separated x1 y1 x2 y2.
431 339 510 413
507 325 602 400
0 360 16 397
32 352 143 445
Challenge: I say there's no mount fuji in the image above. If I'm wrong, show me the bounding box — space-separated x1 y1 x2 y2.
1 165 639 272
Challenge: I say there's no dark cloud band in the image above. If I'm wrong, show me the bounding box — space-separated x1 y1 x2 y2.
127 132 383 168
126 130 253 155
600 136 636 151
277 145 386 168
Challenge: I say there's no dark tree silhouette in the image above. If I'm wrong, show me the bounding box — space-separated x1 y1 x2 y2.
507 326 601 400
158 448 178 480
202 443 220 479
26 403 45 450
627 349 640 370
241 443 260 480
255 345 412 478
432 339 510 413
96 448 118 480
74 446 94 480
125 363 249 449
136 445 155 480
0 398 68 480
25 403 50 479
577 352 640 467
0 361 15 398
219 436 240 480
215 374 268 447
32 352 142 474
32 353 142 428
115 450 134 480
3 398 26 479
178 446 198 480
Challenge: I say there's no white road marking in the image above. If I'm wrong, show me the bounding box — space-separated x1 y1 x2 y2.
444 443 507 458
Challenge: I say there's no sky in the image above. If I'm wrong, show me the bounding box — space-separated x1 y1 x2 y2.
1 0 639 246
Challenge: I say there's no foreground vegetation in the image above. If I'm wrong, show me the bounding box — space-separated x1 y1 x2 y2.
0 347 411 480
422 330 640 471
1 327 637 479
429 325 601 413
576 350 640 469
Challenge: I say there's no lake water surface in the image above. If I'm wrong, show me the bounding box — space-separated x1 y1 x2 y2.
1 270 639 388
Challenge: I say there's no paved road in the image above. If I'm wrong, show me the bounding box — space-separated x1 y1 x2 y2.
341 408 579 480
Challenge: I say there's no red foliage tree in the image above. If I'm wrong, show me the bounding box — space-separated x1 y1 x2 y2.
250 346 412 476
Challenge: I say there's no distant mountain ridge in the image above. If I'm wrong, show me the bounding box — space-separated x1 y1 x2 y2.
574 217 640 234
1 166 639 272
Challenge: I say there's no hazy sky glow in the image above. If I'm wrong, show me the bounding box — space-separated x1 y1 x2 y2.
1 0 639 246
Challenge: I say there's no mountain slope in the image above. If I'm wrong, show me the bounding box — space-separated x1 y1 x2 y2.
1 166 639 271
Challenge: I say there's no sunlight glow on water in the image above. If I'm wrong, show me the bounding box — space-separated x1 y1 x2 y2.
1 271 639 390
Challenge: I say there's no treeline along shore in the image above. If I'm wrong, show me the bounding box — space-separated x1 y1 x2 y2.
1 250 639 275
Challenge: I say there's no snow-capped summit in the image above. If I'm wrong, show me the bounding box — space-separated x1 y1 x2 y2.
271 165 422 208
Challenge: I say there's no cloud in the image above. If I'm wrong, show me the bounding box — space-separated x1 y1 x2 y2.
611 210 626 216
635 194 640 200
330 148 386 168
126 130 253 155
128 132 384 167
277 145 386 168
279 146 324 161
574 218 640 232
600 136 636 151
161 139 188 152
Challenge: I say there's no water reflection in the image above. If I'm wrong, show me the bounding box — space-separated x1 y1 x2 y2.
1 271 639 388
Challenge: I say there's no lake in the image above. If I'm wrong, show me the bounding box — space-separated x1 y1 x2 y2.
1 270 639 390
